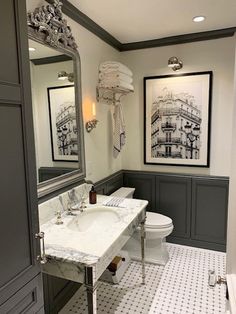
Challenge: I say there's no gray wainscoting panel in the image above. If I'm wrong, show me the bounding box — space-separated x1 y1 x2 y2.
38 167 76 183
95 170 124 196
122 170 229 251
123 172 156 211
156 175 192 239
191 178 228 247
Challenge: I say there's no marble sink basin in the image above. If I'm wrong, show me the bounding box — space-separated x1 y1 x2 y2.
67 207 120 232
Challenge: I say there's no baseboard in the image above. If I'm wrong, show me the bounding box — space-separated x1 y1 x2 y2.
227 274 236 314
167 236 226 252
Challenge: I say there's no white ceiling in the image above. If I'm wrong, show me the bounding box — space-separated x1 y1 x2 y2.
69 0 236 43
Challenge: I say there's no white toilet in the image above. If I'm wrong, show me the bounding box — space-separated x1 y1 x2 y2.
110 187 174 265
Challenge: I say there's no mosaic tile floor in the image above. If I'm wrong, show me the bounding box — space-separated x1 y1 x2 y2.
59 243 226 314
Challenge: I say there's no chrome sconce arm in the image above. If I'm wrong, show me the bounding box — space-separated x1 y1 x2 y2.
85 119 98 132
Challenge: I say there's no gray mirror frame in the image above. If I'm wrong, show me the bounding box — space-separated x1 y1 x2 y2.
28 2 86 198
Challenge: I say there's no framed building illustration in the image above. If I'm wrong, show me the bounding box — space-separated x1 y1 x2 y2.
144 72 212 167
47 85 78 162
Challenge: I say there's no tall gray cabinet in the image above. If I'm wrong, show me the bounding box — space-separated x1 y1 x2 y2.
0 0 44 312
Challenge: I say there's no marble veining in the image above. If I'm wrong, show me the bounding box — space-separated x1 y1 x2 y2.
39 190 147 284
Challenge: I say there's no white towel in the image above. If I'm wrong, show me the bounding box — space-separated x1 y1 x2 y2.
98 80 134 91
113 101 125 158
99 61 133 77
99 72 133 84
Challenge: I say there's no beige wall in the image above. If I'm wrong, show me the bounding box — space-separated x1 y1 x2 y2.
27 1 236 179
120 37 235 176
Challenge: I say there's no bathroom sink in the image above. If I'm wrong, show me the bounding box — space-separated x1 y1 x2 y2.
67 207 120 232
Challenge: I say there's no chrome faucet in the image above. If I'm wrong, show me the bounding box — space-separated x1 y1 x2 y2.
78 181 94 212
67 189 78 215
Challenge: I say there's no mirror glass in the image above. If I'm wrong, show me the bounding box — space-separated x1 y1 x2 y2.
29 39 81 184
27 0 85 198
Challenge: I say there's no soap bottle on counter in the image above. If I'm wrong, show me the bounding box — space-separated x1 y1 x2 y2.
89 185 97 204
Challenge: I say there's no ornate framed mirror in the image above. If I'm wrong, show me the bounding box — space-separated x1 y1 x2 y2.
27 0 86 198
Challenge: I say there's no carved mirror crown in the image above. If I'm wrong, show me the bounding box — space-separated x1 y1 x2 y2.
27 0 77 50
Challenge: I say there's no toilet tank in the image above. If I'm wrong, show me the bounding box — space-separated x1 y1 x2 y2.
110 187 135 198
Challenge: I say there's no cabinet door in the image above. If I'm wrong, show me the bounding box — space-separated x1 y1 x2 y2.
0 0 43 309
156 175 191 239
124 172 156 211
191 178 228 248
0 274 43 313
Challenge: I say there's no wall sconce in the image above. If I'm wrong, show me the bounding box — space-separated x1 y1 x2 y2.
85 102 98 132
168 56 183 71
58 71 74 82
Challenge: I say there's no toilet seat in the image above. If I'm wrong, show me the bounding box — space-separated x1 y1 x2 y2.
146 212 173 229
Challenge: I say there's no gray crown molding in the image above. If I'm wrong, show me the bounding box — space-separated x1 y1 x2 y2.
121 27 236 51
46 0 236 52
31 54 71 65
46 0 122 50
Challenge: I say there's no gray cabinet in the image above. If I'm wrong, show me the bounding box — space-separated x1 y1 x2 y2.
0 0 43 311
191 178 228 251
156 175 191 239
0 275 43 313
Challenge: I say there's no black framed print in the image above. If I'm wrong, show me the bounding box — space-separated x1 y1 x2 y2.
47 85 78 162
144 72 212 167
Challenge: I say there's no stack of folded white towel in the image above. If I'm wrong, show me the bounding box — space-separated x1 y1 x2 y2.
98 61 134 91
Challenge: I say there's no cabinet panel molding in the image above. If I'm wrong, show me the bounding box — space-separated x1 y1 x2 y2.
124 173 156 211
156 175 191 239
191 178 228 245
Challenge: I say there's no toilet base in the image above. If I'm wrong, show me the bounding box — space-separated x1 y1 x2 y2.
122 231 169 266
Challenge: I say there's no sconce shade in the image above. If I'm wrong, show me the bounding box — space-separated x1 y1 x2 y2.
58 71 74 82
58 71 68 80
168 56 183 71
168 56 179 67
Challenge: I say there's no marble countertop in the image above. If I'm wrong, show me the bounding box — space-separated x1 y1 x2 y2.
40 195 148 267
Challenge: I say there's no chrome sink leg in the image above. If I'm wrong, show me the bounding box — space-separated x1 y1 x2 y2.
140 218 146 285
85 266 97 314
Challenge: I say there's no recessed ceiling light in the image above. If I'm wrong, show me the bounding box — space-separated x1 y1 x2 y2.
29 47 36 51
193 16 206 23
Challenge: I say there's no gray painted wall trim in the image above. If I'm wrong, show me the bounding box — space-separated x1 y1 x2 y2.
31 55 72 65
95 170 123 187
123 169 229 182
46 0 236 51
121 27 236 51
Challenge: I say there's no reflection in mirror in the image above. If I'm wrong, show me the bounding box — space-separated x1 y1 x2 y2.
29 39 79 184
28 0 85 198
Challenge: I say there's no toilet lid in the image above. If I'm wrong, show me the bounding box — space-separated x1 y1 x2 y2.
146 212 173 229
